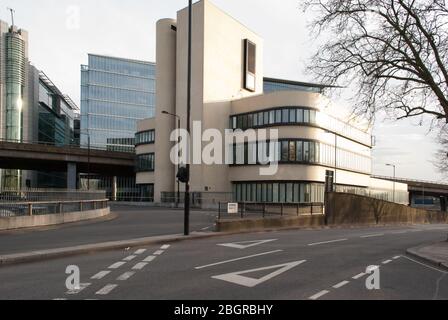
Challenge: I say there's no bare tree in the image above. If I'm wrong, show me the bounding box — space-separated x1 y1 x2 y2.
303 0 448 124
434 126 448 176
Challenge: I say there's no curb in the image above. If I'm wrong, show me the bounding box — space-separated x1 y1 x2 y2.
0 232 221 266
406 245 448 272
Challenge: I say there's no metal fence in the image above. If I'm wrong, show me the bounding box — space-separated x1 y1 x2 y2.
0 188 106 202
161 192 233 209
0 199 109 217
217 202 324 220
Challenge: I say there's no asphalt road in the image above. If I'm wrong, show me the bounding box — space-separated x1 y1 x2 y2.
0 223 447 300
0 205 216 255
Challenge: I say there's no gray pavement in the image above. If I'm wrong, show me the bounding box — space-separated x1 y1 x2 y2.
0 205 216 255
0 223 447 300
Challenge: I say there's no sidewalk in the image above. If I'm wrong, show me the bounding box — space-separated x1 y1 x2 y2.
407 241 448 271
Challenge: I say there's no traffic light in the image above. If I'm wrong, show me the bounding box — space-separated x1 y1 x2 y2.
177 167 189 183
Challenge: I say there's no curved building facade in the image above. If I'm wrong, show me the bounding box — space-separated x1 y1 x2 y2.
136 0 408 205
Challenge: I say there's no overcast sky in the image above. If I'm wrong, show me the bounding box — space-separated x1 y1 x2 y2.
0 0 442 181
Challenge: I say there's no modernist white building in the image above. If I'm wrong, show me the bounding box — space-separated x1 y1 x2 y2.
135 0 408 205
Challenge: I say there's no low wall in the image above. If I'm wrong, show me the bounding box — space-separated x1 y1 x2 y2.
216 215 324 233
326 192 448 226
0 207 110 231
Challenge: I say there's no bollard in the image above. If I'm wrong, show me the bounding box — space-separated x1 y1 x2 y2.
28 203 33 216
58 202 63 214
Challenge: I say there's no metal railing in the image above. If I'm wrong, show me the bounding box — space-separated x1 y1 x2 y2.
161 192 233 208
217 202 324 220
0 199 109 217
0 188 107 202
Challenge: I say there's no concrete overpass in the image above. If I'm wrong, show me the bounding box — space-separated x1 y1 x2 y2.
0 141 135 188
373 175 448 211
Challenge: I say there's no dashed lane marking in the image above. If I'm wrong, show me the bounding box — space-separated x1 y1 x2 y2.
333 281 350 289
352 273 366 280
382 260 393 265
117 272 135 281
132 262 148 270
309 290 330 300
154 250 164 255
96 284 118 296
134 249 146 255
161 245 171 250
308 239 348 246
123 255 137 261
195 250 283 270
91 271 111 280
108 261 126 269
143 255 156 262
393 256 401 260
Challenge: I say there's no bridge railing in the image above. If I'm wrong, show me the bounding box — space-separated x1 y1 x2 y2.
0 189 107 202
0 199 109 218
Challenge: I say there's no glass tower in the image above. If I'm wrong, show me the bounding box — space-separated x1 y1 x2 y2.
3 28 26 189
81 54 156 152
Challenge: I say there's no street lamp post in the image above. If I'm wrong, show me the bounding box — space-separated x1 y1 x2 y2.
184 0 193 236
386 164 396 203
162 111 181 208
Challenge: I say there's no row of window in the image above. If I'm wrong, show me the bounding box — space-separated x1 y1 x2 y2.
87 70 156 92
88 55 156 78
264 81 322 94
135 130 155 145
230 107 372 146
87 85 155 106
231 140 371 174
82 100 155 120
136 153 155 172
87 115 138 132
233 182 325 204
230 107 317 130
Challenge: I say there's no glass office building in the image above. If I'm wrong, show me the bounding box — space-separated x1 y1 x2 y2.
81 54 156 152
263 77 326 94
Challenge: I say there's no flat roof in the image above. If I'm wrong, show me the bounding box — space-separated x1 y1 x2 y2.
88 53 155 66
264 77 341 89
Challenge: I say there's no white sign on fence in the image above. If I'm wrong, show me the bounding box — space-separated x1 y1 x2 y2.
228 203 239 214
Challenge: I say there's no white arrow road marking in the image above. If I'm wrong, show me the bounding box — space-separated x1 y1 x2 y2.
212 260 306 288
217 239 278 250
195 250 283 270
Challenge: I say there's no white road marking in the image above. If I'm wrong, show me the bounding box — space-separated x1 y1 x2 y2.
217 239 278 250
161 245 171 250
393 256 401 260
91 271 111 280
212 260 306 288
154 250 164 255
134 249 146 255
360 234 384 238
333 281 350 289
308 239 348 246
143 255 156 262
309 290 330 300
53 298 68 300
401 255 448 274
132 262 148 270
108 261 126 269
117 272 135 281
352 273 366 279
390 231 407 234
123 255 137 261
201 226 212 231
382 260 393 265
96 284 118 295
66 283 91 295
195 250 283 270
